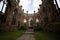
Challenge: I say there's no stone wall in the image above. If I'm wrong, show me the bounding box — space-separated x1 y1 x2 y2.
0 0 24 32
38 0 60 32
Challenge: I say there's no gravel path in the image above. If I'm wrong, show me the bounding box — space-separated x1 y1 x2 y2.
17 31 35 40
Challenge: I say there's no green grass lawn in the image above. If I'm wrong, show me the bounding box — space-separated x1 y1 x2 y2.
35 31 60 40
0 30 25 40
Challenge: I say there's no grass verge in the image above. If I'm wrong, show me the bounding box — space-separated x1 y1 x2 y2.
34 31 60 40
0 30 25 40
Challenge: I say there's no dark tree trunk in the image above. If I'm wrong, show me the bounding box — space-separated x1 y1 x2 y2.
0 0 3 2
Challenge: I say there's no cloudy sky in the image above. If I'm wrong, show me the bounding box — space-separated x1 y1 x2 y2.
20 0 60 13
0 0 60 14
19 0 42 13
20 0 41 13
0 1 6 13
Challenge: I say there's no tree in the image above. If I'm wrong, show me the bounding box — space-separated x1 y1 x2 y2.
0 0 3 2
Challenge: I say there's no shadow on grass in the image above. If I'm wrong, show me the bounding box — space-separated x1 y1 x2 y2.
35 30 60 40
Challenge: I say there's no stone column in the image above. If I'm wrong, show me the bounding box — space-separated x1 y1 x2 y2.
33 11 36 25
5 0 17 31
39 0 57 31
26 11 29 31
37 8 41 27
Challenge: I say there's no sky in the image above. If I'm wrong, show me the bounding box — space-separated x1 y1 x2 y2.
19 0 42 13
20 0 60 13
0 1 6 13
57 0 60 7
0 0 60 14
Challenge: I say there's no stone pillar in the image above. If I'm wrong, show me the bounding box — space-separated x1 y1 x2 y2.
5 7 14 31
38 0 57 31
26 11 29 31
19 6 23 29
37 8 41 26
33 10 36 25
5 0 17 31
41 0 56 23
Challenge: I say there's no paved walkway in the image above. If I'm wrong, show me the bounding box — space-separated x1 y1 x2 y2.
17 29 35 40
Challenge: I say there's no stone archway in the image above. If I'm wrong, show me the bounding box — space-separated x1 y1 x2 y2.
21 13 39 31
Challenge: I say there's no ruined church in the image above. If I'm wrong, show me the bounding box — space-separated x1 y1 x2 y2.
0 0 60 32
